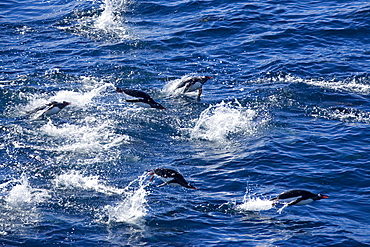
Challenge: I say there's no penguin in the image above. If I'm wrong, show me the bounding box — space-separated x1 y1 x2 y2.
26 101 71 117
270 189 328 206
116 87 166 110
148 168 196 189
175 76 212 100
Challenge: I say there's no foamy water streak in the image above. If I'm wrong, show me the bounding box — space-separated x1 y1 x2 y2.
190 100 260 141
303 77 370 95
54 171 125 195
311 106 370 124
105 173 150 225
260 74 370 95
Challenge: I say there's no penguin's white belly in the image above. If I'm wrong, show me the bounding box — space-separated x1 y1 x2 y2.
135 102 151 108
185 82 203 92
158 176 174 183
44 107 61 116
295 198 313 205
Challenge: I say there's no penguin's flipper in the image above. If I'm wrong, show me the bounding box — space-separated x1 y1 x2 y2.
31 104 54 119
287 198 302 206
175 79 188 90
183 82 193 93
126 99 143 103
26 104 49 115
157 182 169 187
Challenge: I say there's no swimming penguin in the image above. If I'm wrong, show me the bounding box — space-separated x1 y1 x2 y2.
26 101 71 117
148 168 196 189
270 189 328 206
116 87 166 109
175 76 212 100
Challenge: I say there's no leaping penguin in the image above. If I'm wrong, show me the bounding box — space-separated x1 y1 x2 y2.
270 189 328 206
175 76 212 100
26 101 71 118
116 87 166 110
148 168 196 189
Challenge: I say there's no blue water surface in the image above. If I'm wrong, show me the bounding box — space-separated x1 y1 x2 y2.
1 0 370 246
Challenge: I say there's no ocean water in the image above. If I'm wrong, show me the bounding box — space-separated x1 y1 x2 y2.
1 0 370 246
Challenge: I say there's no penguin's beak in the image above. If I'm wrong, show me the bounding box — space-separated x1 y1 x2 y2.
321 195 329 199
189 185 197 190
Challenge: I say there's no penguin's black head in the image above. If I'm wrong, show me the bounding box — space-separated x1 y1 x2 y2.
314 194 329 201
199 76 212 84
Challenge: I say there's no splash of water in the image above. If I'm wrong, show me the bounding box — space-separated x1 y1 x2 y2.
54 171 125 195
94 0 131 38
49 82 115 108
237 197 275 212
40 117 129 153
104 173 150 225
0 175 49 236
236 186 274 212
5 175 50 208
22 81 115 116
190 100 260 142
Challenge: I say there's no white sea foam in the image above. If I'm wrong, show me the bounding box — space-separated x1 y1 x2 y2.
309 105 370 124
104 174 149 225
93 0 132 39
261 73 370 95
22 81 114 116
303 77 370 95
190 100 263 142
54 171 125 195
49 82 115 109
237 195 274 212
4 175 50 208
40 117 129 153
0 175 48 236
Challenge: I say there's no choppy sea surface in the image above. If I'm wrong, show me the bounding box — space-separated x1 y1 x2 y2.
1 0 370 246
